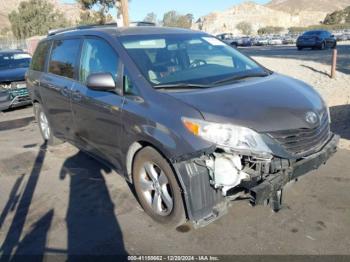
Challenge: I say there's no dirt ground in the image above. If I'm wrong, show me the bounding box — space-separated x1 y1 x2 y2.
0 43 349 258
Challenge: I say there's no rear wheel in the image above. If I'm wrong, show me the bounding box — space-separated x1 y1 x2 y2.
133 147 186 227
34 103 63 146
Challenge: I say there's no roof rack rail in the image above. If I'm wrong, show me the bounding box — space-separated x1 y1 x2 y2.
47 22 118 36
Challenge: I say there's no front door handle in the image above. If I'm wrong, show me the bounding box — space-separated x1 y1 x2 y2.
72 90 82 101
61 86 70 97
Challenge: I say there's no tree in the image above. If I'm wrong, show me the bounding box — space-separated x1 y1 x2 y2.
257 26 284 35
288 27 307 34
78 0 130 26
78 10 113 25
0 27 11 37
162 11 193 28
144 12 157 24
236 21 252 35
8 0 69 39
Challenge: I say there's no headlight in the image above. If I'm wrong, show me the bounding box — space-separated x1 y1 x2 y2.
326 106 331 123
182 117 271 155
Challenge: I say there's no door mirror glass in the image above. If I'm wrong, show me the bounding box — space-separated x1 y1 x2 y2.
87 73 116 92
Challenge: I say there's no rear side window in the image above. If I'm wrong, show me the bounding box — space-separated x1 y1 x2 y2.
49 39 81 79
31 41 50 72
79 38 119 84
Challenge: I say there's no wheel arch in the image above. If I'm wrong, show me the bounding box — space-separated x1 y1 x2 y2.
126 140 175 184
126 140 190 221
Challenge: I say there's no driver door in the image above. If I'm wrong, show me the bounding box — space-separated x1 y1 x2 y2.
70 36 124 170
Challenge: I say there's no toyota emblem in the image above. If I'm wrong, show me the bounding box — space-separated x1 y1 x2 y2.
305 112 319 125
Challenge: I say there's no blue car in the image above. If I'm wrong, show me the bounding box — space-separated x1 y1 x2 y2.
297 30 337 50
0 50 32 111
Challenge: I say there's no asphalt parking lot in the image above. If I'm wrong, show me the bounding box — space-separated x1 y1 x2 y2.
0 46 350 258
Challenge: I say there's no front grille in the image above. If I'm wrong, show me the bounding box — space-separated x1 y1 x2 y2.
268 113 330 156
9 88 29 99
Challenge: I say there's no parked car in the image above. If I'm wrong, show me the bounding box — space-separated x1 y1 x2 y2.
268 37 283 45
336 34 348 41
0 50 32 111
237 36 252 47
296 30 336 50
256 37 269 46
27 25 339 228
282 36 296 45
216 33 238 47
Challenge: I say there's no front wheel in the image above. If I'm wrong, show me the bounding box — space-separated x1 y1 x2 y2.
320 42 326 50
133 147 186 227
34 103 63 146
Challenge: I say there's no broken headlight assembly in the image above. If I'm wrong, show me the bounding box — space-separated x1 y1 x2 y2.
182 117 272 157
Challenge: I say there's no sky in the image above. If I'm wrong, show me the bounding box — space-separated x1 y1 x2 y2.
63 0 270 21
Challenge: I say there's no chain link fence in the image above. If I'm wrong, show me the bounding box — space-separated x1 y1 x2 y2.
0 38 27 51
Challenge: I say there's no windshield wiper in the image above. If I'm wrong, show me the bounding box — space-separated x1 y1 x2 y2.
153 83 212 90
213 72 270 85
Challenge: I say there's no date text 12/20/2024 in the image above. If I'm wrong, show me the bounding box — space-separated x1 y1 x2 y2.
128 256 220 261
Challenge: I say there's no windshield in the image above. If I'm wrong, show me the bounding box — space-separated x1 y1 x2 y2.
303 31 323 36
0 53 31 70
120 34 267 88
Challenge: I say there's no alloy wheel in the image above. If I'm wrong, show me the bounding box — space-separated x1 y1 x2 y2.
139 161 174 216
39 111 50 140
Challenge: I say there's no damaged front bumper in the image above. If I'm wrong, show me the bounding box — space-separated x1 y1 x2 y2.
0 84 31 111
173 134 339 228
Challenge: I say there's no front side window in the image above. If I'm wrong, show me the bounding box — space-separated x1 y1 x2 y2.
0 52 31 71
49 39 81 79
79 38 119 85
31 41 50 72
120 34 266 89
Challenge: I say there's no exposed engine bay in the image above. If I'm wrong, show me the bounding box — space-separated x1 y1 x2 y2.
173 134 339 228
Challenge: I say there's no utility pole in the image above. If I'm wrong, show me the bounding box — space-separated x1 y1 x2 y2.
331 48 337 79
120 0 129 27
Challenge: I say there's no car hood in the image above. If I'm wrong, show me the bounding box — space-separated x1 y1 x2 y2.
0 67 28 83
167 73 326 133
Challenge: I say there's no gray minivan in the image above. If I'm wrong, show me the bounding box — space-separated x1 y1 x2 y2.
27 25 339 228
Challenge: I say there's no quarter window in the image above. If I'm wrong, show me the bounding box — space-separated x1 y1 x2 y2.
124 72 139 96
49 39 81 79
79 38 119 85
31 41 51 72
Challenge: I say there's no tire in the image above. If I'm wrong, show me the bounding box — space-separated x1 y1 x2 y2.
297 46 303 50
320 42 326 50
332 42 337 49
34 103 63 146
132 146 186 227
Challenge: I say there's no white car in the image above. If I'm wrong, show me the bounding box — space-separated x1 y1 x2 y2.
268 37 283 45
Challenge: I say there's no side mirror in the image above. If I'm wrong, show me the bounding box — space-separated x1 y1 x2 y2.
87 73 116 92
331 35 335 38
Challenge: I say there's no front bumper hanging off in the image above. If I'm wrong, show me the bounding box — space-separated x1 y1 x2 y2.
173 134 339 227
250 134 339 206
0 87 31 111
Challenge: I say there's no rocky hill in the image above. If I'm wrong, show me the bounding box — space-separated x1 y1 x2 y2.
266 0 350 14
193 0 350 35
0 0 80 32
